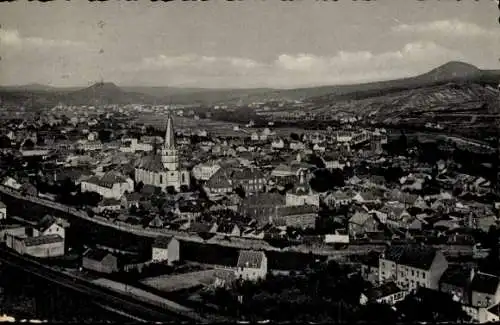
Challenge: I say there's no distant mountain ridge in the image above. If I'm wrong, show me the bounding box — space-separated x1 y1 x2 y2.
1 61 499 106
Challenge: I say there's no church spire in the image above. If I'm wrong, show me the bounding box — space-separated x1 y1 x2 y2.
165 112 176 149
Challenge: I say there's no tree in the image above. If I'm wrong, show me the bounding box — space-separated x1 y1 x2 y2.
23 138 35 149
309 168 344 193
234 185 246 199
98 129 112 142
306 154 325 169
290 133 299 141
0 136 11 148
135 181 144 193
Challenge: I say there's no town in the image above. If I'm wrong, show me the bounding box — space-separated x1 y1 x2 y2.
0 98 499 323
2 0 500 322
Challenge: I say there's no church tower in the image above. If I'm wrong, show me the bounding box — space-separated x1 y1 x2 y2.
160 113 179 171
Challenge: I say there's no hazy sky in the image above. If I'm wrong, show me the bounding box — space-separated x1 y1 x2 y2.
0 0 499 88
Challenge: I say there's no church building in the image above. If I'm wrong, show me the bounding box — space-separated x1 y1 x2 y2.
135 114 190 191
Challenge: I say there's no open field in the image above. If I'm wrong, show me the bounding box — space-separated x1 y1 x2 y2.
140 269 218 293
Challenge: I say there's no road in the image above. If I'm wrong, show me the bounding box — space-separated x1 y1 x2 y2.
0 247 209 323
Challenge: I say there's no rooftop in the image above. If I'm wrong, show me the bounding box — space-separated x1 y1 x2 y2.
237 250 266 269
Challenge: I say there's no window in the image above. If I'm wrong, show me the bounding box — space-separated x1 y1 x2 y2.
412 270 414 276
422 272 426 279
160 175 163 184
181 173 185 183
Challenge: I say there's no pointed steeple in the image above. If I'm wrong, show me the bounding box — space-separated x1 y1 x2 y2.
165 112 176 149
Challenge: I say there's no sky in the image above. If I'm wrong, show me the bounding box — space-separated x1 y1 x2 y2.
0 0 499 89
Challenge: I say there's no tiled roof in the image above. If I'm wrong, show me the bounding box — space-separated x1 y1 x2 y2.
471 272 500 295
440 265 473 287
383 245 438 270
349 211 372 225
99 198 121 207
23 234 63 247
364 282 402 300
136 155 166 172
216 222 237 234
276 205 318 217
84 248 112 261
188 222 211 233
231 167 264 181
242 193 285 207
237 250 266 269
152 236 174 249
85 171 128 189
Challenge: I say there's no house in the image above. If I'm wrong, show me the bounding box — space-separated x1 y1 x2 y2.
324 229 350 245
359 282 408 306
471 272 500 308
0 225 26 245
238 193 286 226
272 205 318 229
2 177 22 190
149 215 165 228
151 236 180 265
324 190 354 208
235 250 268 281
289 141 305 151
192 162 221 181
0 201 6 219
439 265 475 305
94 198 122 213
377 203 412 227
123 192 142 209
213 268 238 289
360 252 380 285
215 222 241 237
15 234 65 258
348 211 380 238
271 138 285 150
81 171 134 199
413 196 430 210
82 248 119 274
204 167 266 195
322 153 346 170
34 215 67 239
379 245 448 291
352 190 381 205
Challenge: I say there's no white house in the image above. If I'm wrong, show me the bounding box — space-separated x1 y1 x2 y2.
271 138 285 150
34 216 68 239
151 237 180 266
234 250 267 281
119 138 153 153
192 162 221 181
81 171 134 200
2 177 22 190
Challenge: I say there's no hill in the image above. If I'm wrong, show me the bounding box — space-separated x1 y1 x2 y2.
0 61 499 107
58 82 157 106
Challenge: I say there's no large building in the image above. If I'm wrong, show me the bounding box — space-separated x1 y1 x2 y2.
135 114 190 192
379 245 448 291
